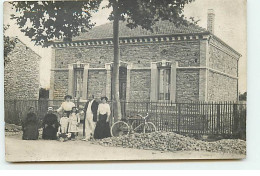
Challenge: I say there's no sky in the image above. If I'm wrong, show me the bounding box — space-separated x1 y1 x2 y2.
4 0 247 93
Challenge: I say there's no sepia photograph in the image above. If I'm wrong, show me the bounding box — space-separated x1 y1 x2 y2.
4 0 247 162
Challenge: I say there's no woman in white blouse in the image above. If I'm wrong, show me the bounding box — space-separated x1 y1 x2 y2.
94 96 111 139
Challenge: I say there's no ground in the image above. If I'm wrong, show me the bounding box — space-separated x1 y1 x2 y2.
5 132 245 162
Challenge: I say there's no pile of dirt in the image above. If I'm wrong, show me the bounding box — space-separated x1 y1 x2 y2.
5 123 22 132
95 132 246 155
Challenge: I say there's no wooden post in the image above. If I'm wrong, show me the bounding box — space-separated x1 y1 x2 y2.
217 104 220 135
177 103 181 133
233 103 238 137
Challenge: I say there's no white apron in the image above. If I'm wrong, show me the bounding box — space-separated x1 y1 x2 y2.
84 100 96 140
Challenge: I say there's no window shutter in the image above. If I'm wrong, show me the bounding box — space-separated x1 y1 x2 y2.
170 61 177 102
82 64 89 100
68 64 74 97
150 63 158 102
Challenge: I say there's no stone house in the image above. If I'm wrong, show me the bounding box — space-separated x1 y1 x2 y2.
4 39 41 100
50 10 241 103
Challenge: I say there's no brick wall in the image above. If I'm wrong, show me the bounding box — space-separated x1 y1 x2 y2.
4 40 40 100
176 69 200 102
207 71 237 101
129 70 151 101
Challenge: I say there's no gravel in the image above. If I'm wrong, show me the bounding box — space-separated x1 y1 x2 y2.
95 132 246 155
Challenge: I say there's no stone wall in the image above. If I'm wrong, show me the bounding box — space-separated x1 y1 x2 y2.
176 69 200 102
54 41 200 69
53 41 201 102
129 70 151 101
4 40 40 100
207 38 239 101
209 39 238 77
53 71 68 100
207 71 238 101
87 70 107 99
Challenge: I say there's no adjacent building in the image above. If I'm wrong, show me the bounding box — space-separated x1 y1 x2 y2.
4 39 41 100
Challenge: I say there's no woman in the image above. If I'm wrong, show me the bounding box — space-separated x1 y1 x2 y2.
22 107 39 140
57 95 75 117
42 107 59 140
94 97 111 139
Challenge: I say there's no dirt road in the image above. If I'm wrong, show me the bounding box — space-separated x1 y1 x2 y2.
5 133 245 162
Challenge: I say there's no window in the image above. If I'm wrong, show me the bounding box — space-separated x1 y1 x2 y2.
74 68 84 98
158 68 171 100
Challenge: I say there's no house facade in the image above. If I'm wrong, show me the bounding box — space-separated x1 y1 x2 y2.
50 10 241 102
4 39 41 100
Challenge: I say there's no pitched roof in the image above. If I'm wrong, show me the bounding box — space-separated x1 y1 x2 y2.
72 20 207 40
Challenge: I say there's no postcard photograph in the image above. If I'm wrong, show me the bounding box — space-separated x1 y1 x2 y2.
4 0 247 162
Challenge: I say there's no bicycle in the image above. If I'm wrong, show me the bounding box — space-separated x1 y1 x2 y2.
110 113 156 137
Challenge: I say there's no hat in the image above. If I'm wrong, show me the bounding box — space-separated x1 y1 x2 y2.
72 106 78 110
101 96 108 101
64 95 72 100
48 107 53 111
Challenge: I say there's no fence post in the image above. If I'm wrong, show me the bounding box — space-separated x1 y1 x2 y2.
232 103 238 137
177 103 181 133
217 104 220 135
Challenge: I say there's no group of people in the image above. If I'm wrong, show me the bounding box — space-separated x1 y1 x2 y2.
22 94 111 141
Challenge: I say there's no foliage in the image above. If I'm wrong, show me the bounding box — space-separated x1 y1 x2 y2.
107 0 196 30
239 92 247 101
10 1 102 46
4 25 18 65
10 0 195 46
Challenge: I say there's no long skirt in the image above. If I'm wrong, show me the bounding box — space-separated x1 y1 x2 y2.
94 114 111 139
22 122 39 140
42 125 58 140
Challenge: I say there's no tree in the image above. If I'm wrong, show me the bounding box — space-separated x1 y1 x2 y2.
4 25 17 66
239 92 247 101
10 0 195 121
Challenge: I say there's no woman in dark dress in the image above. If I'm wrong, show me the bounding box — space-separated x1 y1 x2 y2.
22 107 39 140
42 107 59 140
94 97 111 139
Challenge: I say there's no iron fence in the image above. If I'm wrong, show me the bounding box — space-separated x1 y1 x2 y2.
4 99 246 139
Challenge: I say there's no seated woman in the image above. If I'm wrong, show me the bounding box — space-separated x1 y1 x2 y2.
22 107 39 140
42 107 59 140
94 96 111 139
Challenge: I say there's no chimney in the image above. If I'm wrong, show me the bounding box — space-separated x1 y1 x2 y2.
207 9 215 34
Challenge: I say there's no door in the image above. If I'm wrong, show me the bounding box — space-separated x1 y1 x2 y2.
119 67 127 100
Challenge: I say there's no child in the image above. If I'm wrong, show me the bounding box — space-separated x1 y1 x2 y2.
68 107 80 140
57 95 75 117
57 112 70 142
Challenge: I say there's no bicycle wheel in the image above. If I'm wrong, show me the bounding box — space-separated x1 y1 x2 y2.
143 122 157 133
111 121 130 137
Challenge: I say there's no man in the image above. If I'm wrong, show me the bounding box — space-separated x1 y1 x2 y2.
42 107 59 140
82 95 99 141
